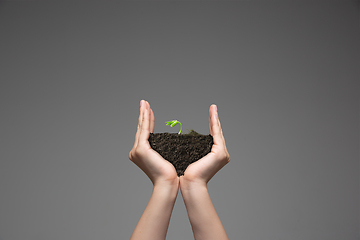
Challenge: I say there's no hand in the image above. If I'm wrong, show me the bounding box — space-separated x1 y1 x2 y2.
180 104 230 188
129 100 179 187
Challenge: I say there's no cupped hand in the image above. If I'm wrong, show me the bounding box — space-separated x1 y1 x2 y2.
129 100 179 187
180 105 230 187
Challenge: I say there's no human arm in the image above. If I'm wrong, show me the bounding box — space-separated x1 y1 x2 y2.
130 182 178 240
179 104 230 240
129 100 179 240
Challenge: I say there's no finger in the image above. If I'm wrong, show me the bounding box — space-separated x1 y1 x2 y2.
209 104 224 146
209 104 217 136
138 100 145 130
150 108 155 133
139 104 151 144
209 108 212 135
147 101 155 133
134 100 145 148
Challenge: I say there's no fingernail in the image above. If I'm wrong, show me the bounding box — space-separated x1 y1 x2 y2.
214 104 217 112
140 100 143 107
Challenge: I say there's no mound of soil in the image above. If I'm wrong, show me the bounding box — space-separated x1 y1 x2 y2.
148 132 213 176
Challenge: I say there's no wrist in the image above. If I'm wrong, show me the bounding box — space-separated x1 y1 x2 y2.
179 177 209 208
179 176 207 194
153 178 179 199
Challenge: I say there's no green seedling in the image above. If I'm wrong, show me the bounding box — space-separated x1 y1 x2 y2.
165 120 182 134
187 129 200 135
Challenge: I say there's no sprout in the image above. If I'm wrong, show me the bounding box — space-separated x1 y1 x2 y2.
165 120 182 134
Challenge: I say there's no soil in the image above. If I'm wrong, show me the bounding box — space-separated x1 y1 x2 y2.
148 132 213 176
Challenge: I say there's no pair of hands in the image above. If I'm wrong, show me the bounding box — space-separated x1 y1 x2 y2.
129 100 230 189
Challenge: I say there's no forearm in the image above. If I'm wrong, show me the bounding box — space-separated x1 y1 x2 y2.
180 181 229 240
130 183 179 240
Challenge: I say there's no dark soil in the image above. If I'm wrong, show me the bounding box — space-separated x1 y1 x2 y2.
148 132 213 176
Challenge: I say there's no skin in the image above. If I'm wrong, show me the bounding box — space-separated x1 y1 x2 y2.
129 100 230 240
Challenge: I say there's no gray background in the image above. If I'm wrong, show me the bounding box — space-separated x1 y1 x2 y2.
0 1 359 239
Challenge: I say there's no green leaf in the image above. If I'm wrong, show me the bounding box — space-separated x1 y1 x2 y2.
165 120 182 134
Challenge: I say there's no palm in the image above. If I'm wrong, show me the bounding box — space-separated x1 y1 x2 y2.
130 100 179 186
183 148 218 183
144 147 178 182
182 105 229 184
